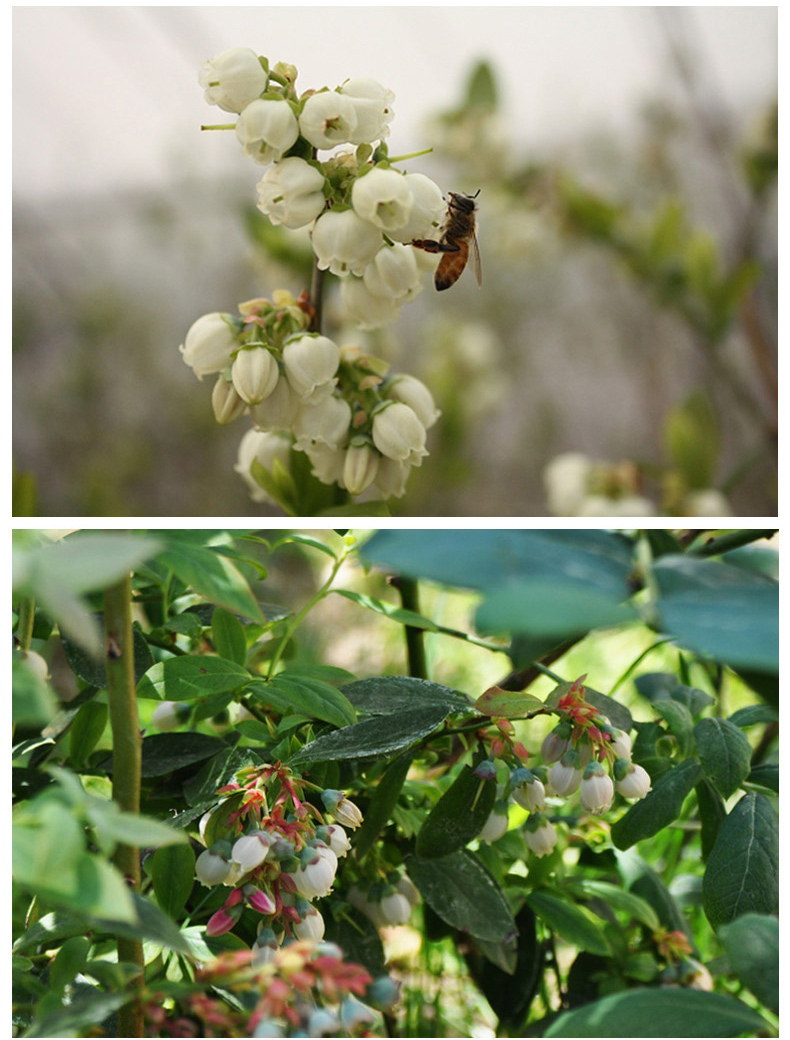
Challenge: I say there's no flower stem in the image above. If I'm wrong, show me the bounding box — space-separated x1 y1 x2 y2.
16 596 36 652
103 574 144 1038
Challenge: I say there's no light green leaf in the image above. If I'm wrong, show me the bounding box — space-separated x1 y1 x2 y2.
158 539 263 621
544 987 766 1037
211 607 247 666
136 655 251 701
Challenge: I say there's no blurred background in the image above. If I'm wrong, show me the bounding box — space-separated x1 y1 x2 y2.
12 6 777 517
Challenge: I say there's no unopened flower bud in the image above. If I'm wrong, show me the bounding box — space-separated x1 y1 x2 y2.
282 334 340 403
478 807 509 844
236 98 299 164
233 832 272 872
343 442 380 496
180 313 239 380
231 347 279 405
372 402 427 466
195 841 233 886
212 376 247 425
199 48 267 114
615 762 651 800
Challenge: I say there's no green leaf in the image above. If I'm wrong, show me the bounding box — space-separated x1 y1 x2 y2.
61 624 154 689
12 652 58 726
616 851 695 945
49 935 91 993
136 655 251 701
544 987 766 1038
69 701 108 766
476 580 635 639
654 700 694 757
474 687 546 719
406 849 516 943
611 759 702 850
98 891 193 954
703 793 778 927
567 879 660 932
664 391 720 489
324 907 386 977
342 675 471 716
157 539 263 621
211 607 248 665
728 703 778 728
248 673 357 728
718 913 778 1013
291 705 450 764
416 766 496 859
363 529 633 596
464 906 541 1026
122 732 228 778
654 556 778 673
695 777 726 860
334 589 440 632
464 59 498 109
25 989 132 1040
746 762 778 792
149 843 196 920
354 753 413 859
526 889 609 956
86 804 187 849
582 688 633 733
694 717 752 798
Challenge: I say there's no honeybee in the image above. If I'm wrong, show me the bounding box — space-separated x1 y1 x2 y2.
412 190 482 291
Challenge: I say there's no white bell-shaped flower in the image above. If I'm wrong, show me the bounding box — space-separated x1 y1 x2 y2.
372 402 427 466
385 375 440 429
388 173 447 244
282 334 340 403
180 313 239 380
340 77 395 144
311 210 381 276
257 157 327 229
234 428 291 503
352 168 413 233
293 395 352 451
199 48 267 114
236 99 299 164
231 346 279 405
363 243 421 300
340 276 401 330
299 91 358 149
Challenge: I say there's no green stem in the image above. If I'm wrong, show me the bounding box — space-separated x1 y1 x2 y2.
390 577 428 679
104 576 144 1038
686 529 777 557
16 596 36 652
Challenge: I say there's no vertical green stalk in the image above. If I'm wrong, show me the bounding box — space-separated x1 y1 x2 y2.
391 576 428 680
103 575 144 1037
16 596 36 652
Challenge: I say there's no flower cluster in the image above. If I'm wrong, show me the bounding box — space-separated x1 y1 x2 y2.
144 941 396 1038
476 676 651 858
543 451 732 517
194 763 362 957
198 48 447 327
347 872 421 930
181 294 439 501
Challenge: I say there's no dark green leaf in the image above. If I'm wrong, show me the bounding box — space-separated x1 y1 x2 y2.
354 753 413 859
703 793 778 927
476 580 635 639
463 906 542 1026
670 685 715 717
211 608 247 665
583 688 633 733
611 759 702 850
158 539 263 621
617 852 695 945
118 732 228 778
694 717 752 798
654 700 694 757
695 778 726 860
324 907 385 976
728 704 778 728
526 889 609 956
544 987 766 1037
292 705 451 764
61 624 154 688
654 556 778 672
341 676 471 716
416 766 496 859
248 673 356 728
136 655 251 701
149 844 196 920
746 762 778 792
406 849 516 943
69 701 108 766
718 913 778 1012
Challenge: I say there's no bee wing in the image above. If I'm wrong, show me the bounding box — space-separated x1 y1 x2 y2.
471 231 482 287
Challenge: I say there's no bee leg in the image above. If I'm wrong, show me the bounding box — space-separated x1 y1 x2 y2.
411 238 461 254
